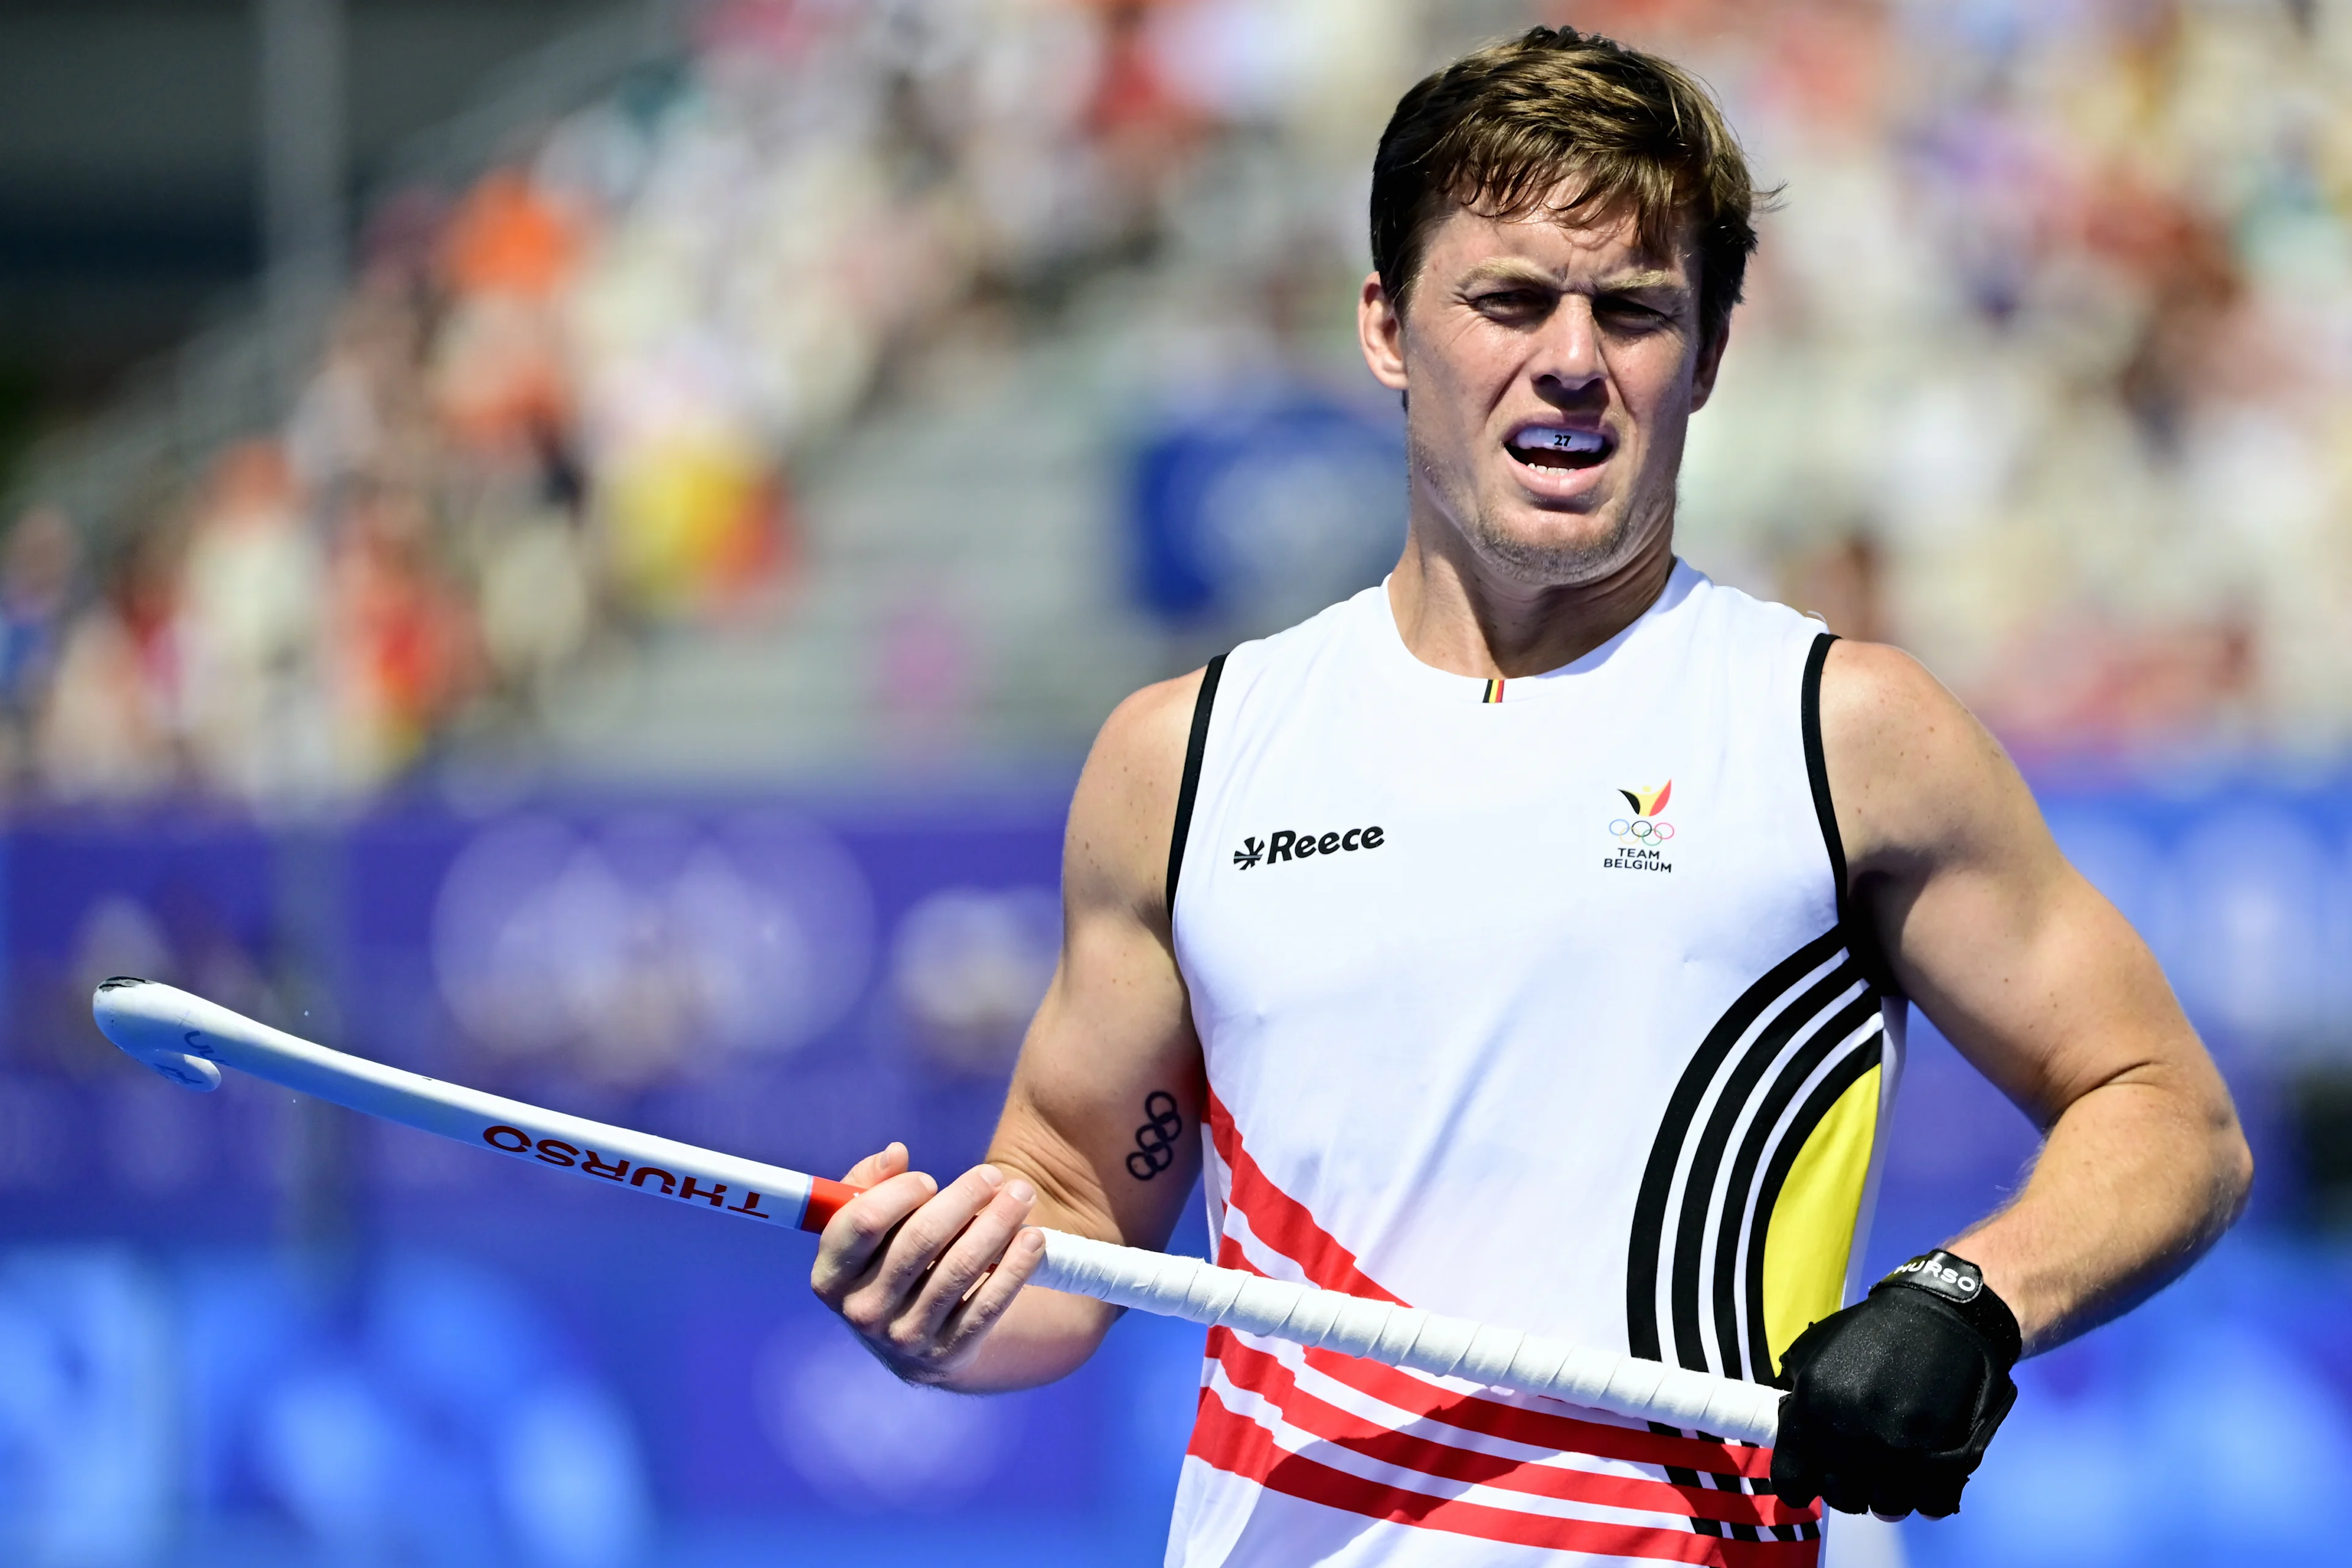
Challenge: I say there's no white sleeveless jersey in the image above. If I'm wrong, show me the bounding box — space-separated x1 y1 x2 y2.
1162 564 1904 1568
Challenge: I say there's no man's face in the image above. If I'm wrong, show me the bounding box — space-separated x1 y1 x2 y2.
1359 198 1727 587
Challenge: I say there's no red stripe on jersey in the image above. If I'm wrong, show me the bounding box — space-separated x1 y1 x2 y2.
1209 1330 1807 1529
1203 1098 1781 1482
1202 1254 1775 1482
1189 1392 1819 1567
1207 1088 1401 1303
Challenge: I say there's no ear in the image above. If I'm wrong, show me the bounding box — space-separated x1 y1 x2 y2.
1358 273 1409 394
1690 316 1732 412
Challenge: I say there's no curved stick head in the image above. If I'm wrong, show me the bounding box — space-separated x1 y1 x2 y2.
92 976 223 1091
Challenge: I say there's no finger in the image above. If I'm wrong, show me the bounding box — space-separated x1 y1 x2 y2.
810 1169 936 1300
1768 1461 1820 1510
1865 1468 1920 1521
1819 1469 1872 1515
1767 1425 1821 1509
840 1164 1007 1324
938 1224 1046 1354
1912 1466 1968 1519
841 1141 910 1188
906 1177 1037 1341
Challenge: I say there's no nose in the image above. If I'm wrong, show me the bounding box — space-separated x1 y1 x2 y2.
1530 295 1605 407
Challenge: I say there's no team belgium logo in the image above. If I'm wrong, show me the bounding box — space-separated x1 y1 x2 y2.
1605 782 1674 873
1612 782 1673 843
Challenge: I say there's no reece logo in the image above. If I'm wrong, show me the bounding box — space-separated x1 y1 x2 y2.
1234 825 1384 869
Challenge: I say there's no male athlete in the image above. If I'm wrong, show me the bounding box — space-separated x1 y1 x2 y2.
813 28 2251 1564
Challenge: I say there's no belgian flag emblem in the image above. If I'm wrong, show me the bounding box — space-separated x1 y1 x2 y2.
1618 782 1672 818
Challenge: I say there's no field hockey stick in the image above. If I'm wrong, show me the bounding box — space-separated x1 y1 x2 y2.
93 977 1783 1445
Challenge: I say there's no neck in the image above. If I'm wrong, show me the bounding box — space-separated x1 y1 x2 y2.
1385 516 1678 680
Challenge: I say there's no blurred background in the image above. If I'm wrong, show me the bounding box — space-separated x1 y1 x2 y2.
0 0 2348 1562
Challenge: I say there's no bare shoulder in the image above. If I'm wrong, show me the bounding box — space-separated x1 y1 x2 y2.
1816 639 2046 876
1065 666 1211 923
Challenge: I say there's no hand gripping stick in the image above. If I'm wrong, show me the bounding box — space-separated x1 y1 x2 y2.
92 977 1782 1445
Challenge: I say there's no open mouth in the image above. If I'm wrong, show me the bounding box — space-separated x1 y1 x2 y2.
1506 425 1614 471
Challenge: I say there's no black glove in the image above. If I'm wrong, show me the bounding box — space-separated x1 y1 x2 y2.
1769 1250 2021 1519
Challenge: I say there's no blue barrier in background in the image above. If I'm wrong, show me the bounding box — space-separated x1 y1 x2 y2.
1130 392 1406 631
0 780 2346 1565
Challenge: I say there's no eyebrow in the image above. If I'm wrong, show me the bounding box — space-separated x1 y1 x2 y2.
1458 261 1686 294
1598 268 1684 293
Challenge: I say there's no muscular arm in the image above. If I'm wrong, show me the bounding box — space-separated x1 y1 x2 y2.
810 668 1208 1390
1823 641 2253 1354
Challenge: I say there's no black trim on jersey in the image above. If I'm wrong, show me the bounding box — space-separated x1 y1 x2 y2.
1164 653 1226 914
1802 632 1898 995
1800 633 1846 905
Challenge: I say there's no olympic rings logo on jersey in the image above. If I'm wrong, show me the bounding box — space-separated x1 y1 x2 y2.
1604 781 1677 873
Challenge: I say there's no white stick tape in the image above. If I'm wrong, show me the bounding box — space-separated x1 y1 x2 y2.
92 978 1782 1446
1028 1231 1782 1444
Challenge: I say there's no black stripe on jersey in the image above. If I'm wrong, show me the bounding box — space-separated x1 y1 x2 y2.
1741 1033 1886 1382
1668 959 1867 1372
1625 924 1887 1538
1165 653 1227 914
1627 945 1886 1361
1624 927 1847 1364
1708 997 1885 1382
1643 962 1884 1384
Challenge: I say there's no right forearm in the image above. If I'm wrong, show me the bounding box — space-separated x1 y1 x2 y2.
938 1276 1120 1392
936 1166 1128 1392
813 1148 1134 1395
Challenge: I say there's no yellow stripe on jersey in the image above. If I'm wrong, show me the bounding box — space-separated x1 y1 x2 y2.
1482 678 1505 704
1760 1062 1883 1374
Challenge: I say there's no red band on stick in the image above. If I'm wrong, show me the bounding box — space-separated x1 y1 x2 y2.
801 1177 862 1232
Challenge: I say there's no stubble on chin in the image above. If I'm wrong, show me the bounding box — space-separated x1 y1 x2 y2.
1412 432 1673 589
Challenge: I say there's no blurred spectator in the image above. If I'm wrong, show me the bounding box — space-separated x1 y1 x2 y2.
325 480 480 782
36 530 179 800
0 507 79 786
173 443 330 797
14 0 2352 801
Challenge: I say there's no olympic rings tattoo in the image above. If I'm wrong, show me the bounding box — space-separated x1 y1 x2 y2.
1128 1091 1185 1180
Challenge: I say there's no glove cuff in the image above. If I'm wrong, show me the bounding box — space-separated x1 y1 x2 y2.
1872 1250 2022 1369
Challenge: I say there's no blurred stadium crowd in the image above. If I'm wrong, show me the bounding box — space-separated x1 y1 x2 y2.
6 0 2351 801
10 0 1250 797
6 6 2352 1566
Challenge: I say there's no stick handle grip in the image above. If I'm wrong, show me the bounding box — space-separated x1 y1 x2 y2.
1031 1230 1782 1445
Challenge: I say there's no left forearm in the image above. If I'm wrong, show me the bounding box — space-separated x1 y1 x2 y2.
1950 1072 2250 1354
